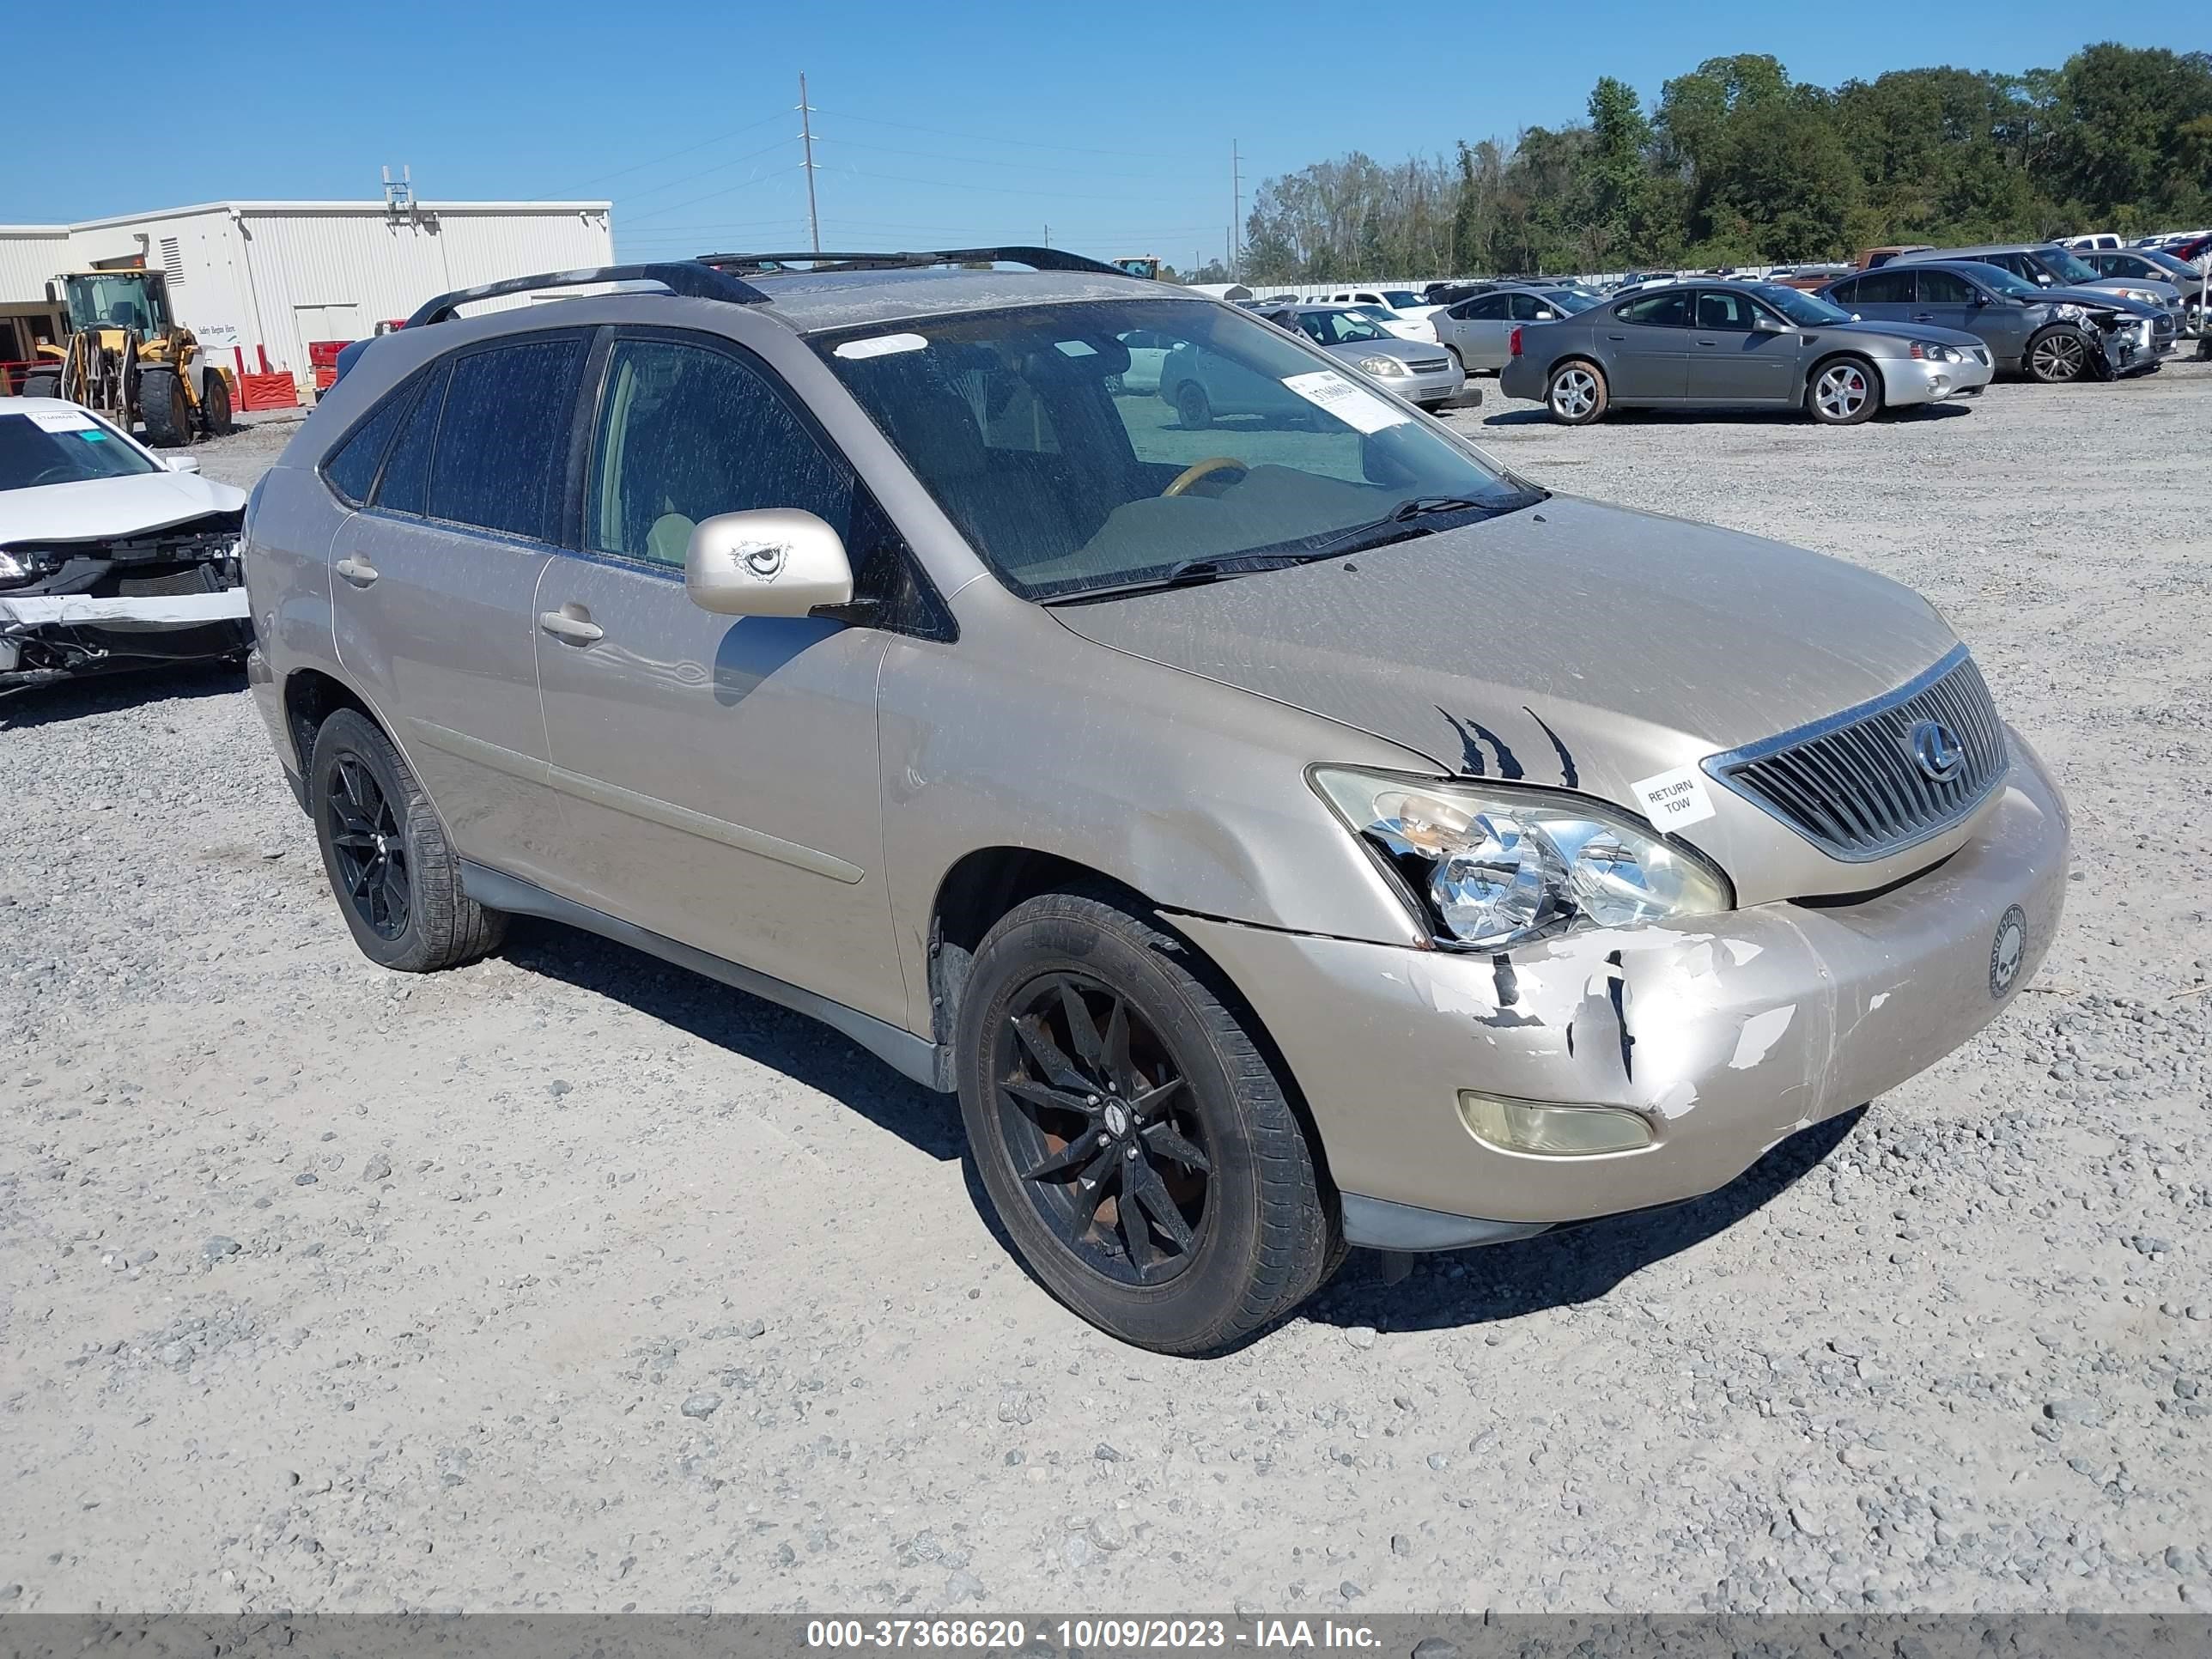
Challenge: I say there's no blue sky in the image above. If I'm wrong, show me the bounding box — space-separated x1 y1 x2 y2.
9 3 2200 265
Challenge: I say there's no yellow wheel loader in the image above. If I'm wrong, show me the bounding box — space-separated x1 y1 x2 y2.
22 270 233 447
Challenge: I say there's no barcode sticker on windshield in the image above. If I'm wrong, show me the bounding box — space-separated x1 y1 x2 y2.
27 409 98 433
834 332 928 361
1630 765 1718 831
1280 370 1409 434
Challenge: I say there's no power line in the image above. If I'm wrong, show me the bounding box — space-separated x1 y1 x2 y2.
536 108 787 198
811 106 1194 161
823 166 1166 204
612 137 793 207
813 134 1197 185
623 166 801 227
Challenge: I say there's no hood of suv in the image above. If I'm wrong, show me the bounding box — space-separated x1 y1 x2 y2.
1049 495 1957 807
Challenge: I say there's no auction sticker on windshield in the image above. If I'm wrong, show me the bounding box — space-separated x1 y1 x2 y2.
833 332 929 361
1280 370 1410 434
27 409 99 434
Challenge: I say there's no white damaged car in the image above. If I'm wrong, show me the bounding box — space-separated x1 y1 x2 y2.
1 397 249 692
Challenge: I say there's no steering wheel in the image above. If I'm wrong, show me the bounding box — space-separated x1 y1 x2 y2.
1162 456 1249 498
26 464 76 487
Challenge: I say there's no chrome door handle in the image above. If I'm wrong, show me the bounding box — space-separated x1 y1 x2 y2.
1911 313 1936 322
334 556 379 586
1695 337 1717 346
1606 332 1626 341
538 610 604 644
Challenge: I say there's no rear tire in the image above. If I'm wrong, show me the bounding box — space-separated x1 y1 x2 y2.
308 708 506 973
957 889 1339 1355
198 369 234 437
138 367 191 447
1545 360 1607 424
1806 356 1881 424
1176 381 1213 431
2026 326 2089 384
20 370 60 401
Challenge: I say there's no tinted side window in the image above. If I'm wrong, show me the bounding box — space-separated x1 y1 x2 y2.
1468 295 1509 320
1508 294 1546 321
587 338 854 568
426 338 586 542
1826 277 1860 305
1916 269 1973 304
1853 269 1915 304
371 362 448 517
323 380 416 505
1694 290 1759 330
1617 292 1691 326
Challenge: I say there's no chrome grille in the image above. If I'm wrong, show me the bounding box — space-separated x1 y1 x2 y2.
1406 357 1451 373
1703 647 2008 862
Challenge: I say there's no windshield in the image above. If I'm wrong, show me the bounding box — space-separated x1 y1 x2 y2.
1952 262 2042 301
1539 289 1601 314
0 408 157 490
1347 305 1399 325
2037 247 2100 284
2140 250 2197 282
817 299 1534 603
1751 285 1851 325
1380 290 1423 309
61 273 161 334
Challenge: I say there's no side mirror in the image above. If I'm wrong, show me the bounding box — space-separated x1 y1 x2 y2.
1752 314 1786 332
2033 272 2052 285
684 508 853 619
1970 292 1989 307
164 454 202 473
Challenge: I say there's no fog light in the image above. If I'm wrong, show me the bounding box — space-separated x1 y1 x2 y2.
1457 1091 1653 1157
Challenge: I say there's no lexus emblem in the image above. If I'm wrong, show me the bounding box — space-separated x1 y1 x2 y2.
739 541 787 582
1908 720 1966 783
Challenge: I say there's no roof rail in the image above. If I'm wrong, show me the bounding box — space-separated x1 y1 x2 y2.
692 246 1130 279
404 261 771 329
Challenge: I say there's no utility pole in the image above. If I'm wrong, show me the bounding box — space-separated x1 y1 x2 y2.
1043 222 1050 248
798 72 821 253
1231 139 1242 277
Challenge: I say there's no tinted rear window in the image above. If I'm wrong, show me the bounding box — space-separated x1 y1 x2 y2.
323 381 417 505
371 364 447 516
426 338 586 541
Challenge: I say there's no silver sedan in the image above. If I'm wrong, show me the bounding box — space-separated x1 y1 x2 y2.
1498 282 1993 426
1260 305 1468 410
1431 285 1603 372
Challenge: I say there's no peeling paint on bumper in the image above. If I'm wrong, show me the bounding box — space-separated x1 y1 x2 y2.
1178 727 2069 1232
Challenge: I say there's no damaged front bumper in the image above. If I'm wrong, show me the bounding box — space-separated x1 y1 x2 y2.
1177 728 2069 1250
0 531 250 688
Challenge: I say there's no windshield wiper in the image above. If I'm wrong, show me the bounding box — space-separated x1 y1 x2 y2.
1037 554 1298 605
1292 490 1546 560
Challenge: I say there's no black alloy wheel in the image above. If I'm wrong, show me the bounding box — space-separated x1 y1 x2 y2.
325 753 410 940
994 972 1212 1286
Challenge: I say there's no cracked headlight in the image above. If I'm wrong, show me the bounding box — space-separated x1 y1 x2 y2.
0 550 39 588
1313 769 1729 949
1356 355 1407 376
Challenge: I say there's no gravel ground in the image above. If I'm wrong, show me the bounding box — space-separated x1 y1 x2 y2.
3 366 2209 1617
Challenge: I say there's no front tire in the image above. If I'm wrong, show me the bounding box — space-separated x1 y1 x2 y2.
1545 360 1607 424
198 369 234 437
957 890 1338 1355
138 367 191 447
2026 326 2089 384
1807 356 1881 424
1176 381 1213 431
308 708 506 972
19 369 60 401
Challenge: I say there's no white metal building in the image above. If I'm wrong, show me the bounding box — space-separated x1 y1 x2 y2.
0 198 612 386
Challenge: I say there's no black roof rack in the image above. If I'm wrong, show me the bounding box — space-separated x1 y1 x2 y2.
404 261 771 329
691 246 1130 279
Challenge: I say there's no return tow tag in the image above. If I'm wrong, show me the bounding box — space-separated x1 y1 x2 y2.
1630 764 1718 830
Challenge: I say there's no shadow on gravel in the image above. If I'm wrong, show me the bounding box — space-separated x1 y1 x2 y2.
1303 1105 1867 1336
495 917 962 1160
0 661 246 728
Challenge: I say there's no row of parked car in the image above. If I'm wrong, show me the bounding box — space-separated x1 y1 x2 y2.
1456 242 2203 426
